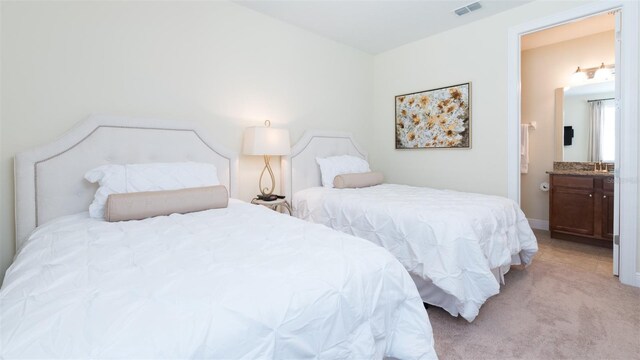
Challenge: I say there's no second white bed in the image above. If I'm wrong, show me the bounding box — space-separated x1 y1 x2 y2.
293 184 538 322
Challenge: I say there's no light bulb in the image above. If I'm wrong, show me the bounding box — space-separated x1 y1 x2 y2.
571 66 588 84
594 63 612 81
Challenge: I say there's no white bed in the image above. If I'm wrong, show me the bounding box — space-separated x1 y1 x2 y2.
1 116 437 359
283 130 538 322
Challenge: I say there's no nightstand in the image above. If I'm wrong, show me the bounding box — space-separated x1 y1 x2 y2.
251 197 292 215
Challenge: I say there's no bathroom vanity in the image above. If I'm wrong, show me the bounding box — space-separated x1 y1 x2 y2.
550 82 616 248
548 164 614 247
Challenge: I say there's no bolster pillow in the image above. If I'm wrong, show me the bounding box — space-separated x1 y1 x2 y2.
105 185 228 222
333 172 384 189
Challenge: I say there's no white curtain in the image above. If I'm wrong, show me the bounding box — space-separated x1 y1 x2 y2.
588 101 604 162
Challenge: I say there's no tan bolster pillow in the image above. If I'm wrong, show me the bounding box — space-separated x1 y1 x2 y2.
105 185 228 222
333 172 384 189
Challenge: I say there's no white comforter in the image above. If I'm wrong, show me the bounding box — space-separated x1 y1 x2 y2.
0 200 436 359
294 184 538 322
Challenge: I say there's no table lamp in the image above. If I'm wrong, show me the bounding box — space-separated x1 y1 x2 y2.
243 120 290 201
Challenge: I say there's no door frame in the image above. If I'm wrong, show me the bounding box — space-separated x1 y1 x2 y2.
507 1 639 286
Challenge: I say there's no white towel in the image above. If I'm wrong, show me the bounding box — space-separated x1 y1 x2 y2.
520 124 529 174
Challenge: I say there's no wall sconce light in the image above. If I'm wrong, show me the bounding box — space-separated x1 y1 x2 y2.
571 63 615 84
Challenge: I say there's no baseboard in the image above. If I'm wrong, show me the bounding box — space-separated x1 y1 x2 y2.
528 218 549 231
635 272 640 287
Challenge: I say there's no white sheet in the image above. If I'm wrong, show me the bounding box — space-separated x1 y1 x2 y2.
1 200 436 359
293 184 538 322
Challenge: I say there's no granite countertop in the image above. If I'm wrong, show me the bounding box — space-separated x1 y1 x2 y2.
549 161 615 177
546 170 614 177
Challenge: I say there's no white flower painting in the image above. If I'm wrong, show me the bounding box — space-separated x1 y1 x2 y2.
395 83 470 149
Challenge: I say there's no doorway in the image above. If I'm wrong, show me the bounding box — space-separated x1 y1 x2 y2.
507 2 639 286
519 12 616 275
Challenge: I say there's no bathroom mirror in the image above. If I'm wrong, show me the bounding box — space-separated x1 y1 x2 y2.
554 80 615 162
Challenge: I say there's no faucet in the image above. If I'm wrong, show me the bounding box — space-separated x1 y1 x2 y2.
594 161 606 172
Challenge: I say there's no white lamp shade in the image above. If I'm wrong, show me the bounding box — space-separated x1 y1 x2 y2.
594 68 612 81
570 67 588 84
243 126 291 155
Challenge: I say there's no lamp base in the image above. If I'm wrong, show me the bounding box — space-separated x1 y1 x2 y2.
259 155 276 196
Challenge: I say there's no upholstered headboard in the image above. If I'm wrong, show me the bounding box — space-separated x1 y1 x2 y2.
14 115 239 248
282 130 367 201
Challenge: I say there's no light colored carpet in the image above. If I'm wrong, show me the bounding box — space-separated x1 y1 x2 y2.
427 230 640 360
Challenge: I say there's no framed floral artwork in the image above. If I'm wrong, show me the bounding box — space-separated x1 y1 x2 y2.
395 83 471 149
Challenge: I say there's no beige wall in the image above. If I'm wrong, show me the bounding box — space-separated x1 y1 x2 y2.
0 1 373 283
520 31 615 222
370 1 595 195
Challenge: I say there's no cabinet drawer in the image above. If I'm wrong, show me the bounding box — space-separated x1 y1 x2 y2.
603 177 615 191
552 175 594 189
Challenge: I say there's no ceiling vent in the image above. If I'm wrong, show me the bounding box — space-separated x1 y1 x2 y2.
454 2 482 16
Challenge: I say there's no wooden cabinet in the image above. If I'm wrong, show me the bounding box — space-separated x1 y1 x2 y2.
551 186 595 236
601 179 615 240
549 174 614 247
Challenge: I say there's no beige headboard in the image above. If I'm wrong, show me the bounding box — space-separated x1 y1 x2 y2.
282 130 367 201
14 115 239 248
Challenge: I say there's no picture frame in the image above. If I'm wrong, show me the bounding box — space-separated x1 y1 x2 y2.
395 82 471 149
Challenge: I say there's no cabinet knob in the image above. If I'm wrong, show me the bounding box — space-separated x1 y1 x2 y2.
589 194 593 197
603 195 607 199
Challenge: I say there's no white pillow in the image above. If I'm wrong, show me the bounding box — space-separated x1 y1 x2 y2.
316 155 370 188
85 162 220 219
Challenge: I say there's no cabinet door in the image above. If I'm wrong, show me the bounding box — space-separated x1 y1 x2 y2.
551 187 595 235
601 191 614 240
